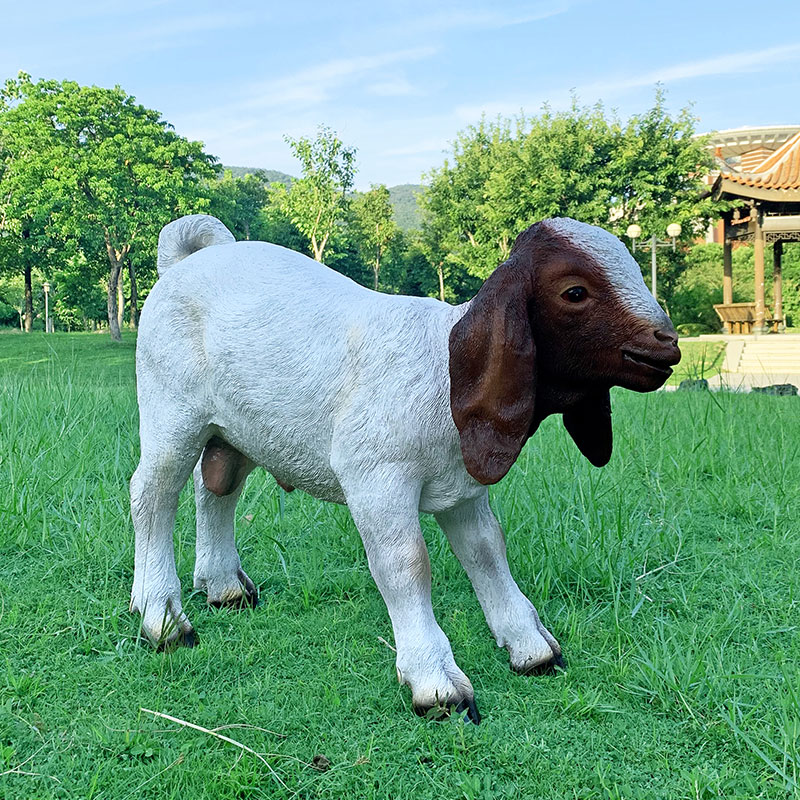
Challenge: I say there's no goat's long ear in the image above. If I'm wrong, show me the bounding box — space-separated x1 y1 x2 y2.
562 391 612 467
448 261 536 485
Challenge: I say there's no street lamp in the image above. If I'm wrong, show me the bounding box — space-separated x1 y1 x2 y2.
626 223 682 299
42 281 51 333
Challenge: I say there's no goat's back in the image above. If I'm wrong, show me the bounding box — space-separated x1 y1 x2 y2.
136 241 462 495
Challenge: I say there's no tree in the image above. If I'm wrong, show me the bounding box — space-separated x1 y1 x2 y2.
421 103 618 289
0 73 218 340
610 90 718 304
0 95 57 331
420 95 718 306
271 125 356 262
0 271 28 328
351 184 397 290
209 169 271 241
51 253 107 331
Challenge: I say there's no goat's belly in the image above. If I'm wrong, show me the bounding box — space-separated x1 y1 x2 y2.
214 418 345 504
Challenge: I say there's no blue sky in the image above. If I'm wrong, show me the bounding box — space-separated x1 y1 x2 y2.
3 0 800 189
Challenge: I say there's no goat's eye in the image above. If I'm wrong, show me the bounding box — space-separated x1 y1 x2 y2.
561 286 588 303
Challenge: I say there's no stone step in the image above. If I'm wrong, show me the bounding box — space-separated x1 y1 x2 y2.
740 346 800 351
737 342 800 373
739 353 800 360
736 358 800 369
739 353 800 361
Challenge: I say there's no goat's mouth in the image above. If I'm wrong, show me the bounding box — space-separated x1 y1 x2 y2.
622 349 676 377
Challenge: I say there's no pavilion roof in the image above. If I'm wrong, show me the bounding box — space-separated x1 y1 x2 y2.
718 130 800 191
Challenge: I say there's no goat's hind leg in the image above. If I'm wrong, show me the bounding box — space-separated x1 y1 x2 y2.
193 438 257 608
130 436 203 649
435 494 563 674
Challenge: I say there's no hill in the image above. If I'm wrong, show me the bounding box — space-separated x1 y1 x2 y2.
221 165 294 186
388 184 424 231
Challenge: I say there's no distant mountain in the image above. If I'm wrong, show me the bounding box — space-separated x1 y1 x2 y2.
222 165 294 187
388 184 424 231
221 166 424 230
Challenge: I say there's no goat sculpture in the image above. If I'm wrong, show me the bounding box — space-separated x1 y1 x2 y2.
130 214 680 723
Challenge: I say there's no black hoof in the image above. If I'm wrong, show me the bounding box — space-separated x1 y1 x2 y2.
209 590 259 610
180 628 198 648
455 696 482 724
512 652 566 676
151 627 198 652
414 696 481 724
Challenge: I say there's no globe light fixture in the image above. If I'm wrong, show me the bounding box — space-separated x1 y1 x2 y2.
624 223 682 299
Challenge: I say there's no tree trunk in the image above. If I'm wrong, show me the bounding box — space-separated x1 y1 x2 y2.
373 250 381 291
104 230 129 342
117 269 125 332
437 262 445 302
128 259 139 329
107 262 122 342
23 263 33 332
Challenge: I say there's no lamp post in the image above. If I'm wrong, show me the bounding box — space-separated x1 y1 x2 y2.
626 223 682 300
42 281 51 333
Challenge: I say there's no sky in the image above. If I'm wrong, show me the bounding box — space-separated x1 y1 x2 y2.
3 0 800 190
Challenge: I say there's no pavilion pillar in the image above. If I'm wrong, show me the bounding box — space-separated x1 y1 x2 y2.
722 221 733 333
773 240 784 333
752 208 767 335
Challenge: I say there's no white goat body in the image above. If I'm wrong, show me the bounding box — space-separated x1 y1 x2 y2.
131 214 680 722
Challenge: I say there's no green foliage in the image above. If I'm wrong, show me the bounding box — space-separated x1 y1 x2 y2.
2 334 800 798
271 125 356 262
0 273 24 327
421 94 718 302
0 77 757 333
665 341 726 383
351 184 398 290
610 94 717 241
0 72 218 339
209 169 272 241
779 243 800 327
50 254 107 330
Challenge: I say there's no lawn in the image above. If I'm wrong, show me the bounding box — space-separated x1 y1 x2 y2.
1 332 799 799
666 341 726 386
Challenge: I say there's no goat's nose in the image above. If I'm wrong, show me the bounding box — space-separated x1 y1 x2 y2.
654 327 678 346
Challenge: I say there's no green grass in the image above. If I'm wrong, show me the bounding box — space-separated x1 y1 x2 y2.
1 333 799 799
666 341 726 385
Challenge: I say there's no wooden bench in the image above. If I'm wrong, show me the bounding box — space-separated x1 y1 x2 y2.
713 303 782 334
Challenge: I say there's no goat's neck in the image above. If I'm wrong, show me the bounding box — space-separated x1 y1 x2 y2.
531 381 608 431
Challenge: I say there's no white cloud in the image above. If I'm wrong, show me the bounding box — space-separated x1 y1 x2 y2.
240 47 437 110
374 0 571 40
455 42 800 122
588 42 800 93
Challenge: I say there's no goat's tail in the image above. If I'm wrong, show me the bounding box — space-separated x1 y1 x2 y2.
157 214 235 277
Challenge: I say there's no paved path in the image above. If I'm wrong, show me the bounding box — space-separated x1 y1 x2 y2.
706 372 800 391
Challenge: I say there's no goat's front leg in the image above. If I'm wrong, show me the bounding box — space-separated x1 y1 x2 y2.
435 493 563 674
342 475 480 723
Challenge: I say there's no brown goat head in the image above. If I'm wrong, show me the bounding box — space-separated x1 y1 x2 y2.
449 218 681 485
